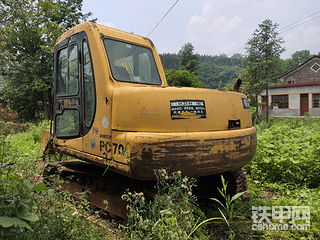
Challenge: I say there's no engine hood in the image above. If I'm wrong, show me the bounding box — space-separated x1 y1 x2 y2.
111 86 252 133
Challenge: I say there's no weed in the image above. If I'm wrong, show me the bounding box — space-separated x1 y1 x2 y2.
0 165 47 231
122 169 208 240
245 118 320 188
189 175 245 240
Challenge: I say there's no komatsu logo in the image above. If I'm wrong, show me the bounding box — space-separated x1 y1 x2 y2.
241 98 250 109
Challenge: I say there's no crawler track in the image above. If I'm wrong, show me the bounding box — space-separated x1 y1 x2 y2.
43 160 156 219
44 160 248 220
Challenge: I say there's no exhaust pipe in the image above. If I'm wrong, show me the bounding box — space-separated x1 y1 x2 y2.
233 78 242 92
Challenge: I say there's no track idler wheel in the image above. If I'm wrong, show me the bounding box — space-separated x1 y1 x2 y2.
230 168 248 194
194 168 248 204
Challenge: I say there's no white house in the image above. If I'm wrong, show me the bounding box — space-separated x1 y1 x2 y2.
259 56 320 117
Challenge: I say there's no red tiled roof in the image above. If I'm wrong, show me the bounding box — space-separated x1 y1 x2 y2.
279 55 320 79
269 82 320 88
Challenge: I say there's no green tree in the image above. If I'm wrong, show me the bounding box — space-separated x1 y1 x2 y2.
160 51 243 89
230 53 244 67
178 43 200 75
0 0 94 122
242 19 285 122
278 50 312 76
166 69 205 88
197 55 242 89
160 53 180 70
287 50 312 69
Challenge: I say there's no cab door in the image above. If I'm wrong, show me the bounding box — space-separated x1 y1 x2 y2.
53 32 95 139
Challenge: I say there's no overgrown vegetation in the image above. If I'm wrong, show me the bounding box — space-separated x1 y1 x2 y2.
243 117 320 239
0 122 113 239
122 169 207 239
0 118 319 239
0 166 47 231
245 117 320 188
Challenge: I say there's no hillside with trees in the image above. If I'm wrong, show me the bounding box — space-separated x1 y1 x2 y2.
163 43 205 88
160 45 317 91
159 34 320 89
160 52 243 89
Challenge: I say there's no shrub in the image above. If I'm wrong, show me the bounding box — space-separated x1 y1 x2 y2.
0 166 46 231
245 118 320 188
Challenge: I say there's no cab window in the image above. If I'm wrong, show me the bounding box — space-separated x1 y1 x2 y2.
83 40 95 126
103 38 161 85
57 45 79 96
56 109 79 137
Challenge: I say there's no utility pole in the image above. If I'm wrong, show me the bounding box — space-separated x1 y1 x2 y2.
265 35 269 124
266 74 269 123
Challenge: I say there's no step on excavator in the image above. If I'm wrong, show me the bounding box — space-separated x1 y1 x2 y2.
42 22 257 219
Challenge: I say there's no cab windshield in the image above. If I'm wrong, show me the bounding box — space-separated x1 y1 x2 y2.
103 38 161 85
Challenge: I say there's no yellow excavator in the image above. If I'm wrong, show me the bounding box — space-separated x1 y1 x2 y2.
42 22 256 218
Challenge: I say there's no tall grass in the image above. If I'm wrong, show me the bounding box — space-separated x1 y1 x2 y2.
0 121 113 239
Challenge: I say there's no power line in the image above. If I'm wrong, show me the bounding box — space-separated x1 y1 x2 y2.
226 46 246 56
278 10 320 32
147 0 180 38
279 14 320 34
226 9 320 56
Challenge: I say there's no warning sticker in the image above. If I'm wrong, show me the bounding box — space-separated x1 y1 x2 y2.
92 127 99 136
170 100 206 119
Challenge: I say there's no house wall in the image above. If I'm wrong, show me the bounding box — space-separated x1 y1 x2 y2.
289 94 299 109
280 57 320 84
260 85 320 117
310 109 320 116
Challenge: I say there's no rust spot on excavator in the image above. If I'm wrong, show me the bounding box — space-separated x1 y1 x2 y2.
130 131 257 181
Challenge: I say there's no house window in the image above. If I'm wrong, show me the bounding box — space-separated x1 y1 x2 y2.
313 93 320 108
272 95 288 109
311 63 320 73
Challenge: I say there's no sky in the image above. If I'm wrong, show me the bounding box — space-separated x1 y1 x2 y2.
82 0 320 59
